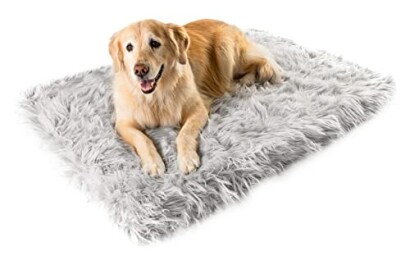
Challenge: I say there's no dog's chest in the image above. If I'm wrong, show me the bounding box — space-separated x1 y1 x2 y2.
135 100 182 128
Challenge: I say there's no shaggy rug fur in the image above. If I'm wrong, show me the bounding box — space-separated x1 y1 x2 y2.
21 30 394 243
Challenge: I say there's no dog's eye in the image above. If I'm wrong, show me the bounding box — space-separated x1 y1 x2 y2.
126 43 133 52
149 39 161 49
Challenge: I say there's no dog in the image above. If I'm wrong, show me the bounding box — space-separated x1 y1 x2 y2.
109 19 282 176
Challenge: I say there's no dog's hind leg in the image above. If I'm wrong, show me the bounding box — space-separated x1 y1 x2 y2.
236 43 282 86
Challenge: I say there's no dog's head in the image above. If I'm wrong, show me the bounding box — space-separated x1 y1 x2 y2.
109 20 189 95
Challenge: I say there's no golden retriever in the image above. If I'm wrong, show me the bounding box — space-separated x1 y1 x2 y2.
109 19 282 176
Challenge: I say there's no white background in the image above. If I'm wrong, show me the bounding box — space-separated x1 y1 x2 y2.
0 0 409 273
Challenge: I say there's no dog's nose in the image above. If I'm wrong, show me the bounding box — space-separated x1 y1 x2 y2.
134 63 149 77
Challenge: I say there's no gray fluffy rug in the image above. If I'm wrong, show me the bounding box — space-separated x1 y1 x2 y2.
21 30 394 243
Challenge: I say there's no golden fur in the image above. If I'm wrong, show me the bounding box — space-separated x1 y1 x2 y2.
109 19 282 176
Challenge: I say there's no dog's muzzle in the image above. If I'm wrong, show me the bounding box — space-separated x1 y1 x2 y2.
138 64 164 94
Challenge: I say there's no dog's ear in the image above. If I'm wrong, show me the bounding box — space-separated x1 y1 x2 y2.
167 24 190 65
109 32 124 72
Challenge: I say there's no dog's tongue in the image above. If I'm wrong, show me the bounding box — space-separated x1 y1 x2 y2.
140 79 154 92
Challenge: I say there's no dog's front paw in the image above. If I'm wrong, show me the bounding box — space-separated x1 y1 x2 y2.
141 155 166 177
178 150 200 174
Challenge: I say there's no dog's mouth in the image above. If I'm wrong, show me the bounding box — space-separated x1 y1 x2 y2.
139 64 164 94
